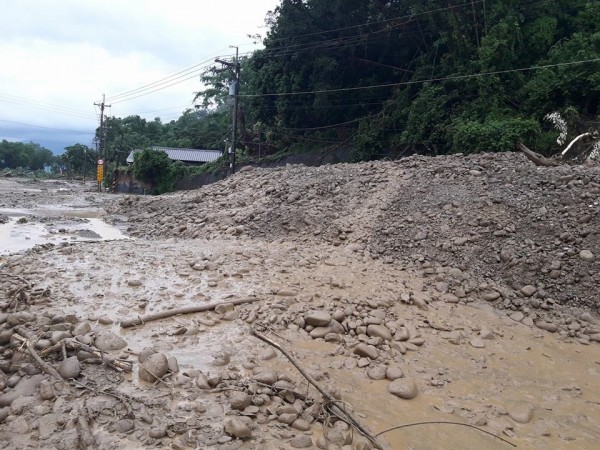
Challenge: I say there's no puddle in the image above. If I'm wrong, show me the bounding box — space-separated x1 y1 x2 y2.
0 207 129 255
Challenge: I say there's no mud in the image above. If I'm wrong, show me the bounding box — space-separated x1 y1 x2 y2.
0 157 599 450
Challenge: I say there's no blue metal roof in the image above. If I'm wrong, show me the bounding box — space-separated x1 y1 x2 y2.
126 147 223 164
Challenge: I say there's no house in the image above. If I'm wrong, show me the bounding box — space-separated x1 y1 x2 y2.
126 146 223 166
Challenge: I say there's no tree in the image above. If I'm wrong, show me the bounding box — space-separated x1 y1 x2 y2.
62 144 97 176
0 140 54 171
132 148 184 194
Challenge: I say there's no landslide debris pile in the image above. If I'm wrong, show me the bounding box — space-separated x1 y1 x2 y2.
115 152 599 317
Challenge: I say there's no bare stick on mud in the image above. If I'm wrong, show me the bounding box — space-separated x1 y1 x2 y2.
250 329 386 450
13 330 64 382
120 297 260 328
77 412 98 449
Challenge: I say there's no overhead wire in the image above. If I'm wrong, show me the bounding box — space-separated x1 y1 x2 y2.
0 94 97 121
0 118 95 135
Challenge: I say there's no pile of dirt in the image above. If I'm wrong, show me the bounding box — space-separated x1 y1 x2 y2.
113 152 600 325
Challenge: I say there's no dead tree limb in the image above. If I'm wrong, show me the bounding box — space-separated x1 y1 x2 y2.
77 412 98 449
562 132 592 157
250 329 386 450
0 272 32 288
120 297 260 328
12 331 64 382
65 339 132 372
517 143 560 167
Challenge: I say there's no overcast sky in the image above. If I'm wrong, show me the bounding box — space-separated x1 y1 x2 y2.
0 0 279 153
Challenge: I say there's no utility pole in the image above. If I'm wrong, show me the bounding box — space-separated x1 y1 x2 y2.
216 46 240 175
94 94 111 190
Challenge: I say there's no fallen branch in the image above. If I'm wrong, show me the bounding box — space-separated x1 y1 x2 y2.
0 272 32 288
562 132 591 157
250 329 386 450
66 339 133 372
517 143 560 167
12 331 64 382
38 338 132 372
120 297 260 328
375 421 516 447
77 411 98 449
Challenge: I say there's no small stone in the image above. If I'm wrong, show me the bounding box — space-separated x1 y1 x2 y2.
442 293 459 304
57 356 81 379
252 371 278 385
258 347 277 360
309 320 344 339
224 417 252 439
196 373 211 389
508 404 534 424
536 321 558 333
229 391 252 411
278 413 298 425
115 418 135 433
127 279 143 287
291 419 311 431
386 366 404 381
520 285 537 297
366 324 393 341
149 424 167 439
98 316 114 325
367 366 387 380
139 353 168 383
304 310 332 327
470 337 485 348
39 380 55 401
579 250 595 262
388 379 418 399
479 329 495 340
72 322 91 336
510 312 524 322
290 435 313 448
94 330 127 351
353 343 379 360
483 291 501 301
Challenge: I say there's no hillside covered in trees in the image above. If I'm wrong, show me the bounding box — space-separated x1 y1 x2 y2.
99 0 599 171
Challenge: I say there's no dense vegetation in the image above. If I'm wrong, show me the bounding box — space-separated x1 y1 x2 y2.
0 140 54 172
198 0 600 161
91 0 600 191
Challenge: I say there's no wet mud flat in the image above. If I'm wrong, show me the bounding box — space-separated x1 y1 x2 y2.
0 157 599 450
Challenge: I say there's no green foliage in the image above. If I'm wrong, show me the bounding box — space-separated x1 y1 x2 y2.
131 149 191 194
452 119 541 154
0 140 54 170
60 144 97 177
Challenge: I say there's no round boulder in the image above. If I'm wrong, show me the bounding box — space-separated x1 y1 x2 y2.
388 378 418 399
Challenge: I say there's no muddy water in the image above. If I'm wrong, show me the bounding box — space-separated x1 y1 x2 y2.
17 235 600 450
0 208 128 255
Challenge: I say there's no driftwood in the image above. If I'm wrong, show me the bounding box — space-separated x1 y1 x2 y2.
77 412 98 449
517 143 561 167
39 339 132 372
251 329 386 450
562 132 592 157
120 297 260 328
12 331 64 382
66 339 133 372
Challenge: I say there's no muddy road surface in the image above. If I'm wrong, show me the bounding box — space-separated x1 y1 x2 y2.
0 154 599 450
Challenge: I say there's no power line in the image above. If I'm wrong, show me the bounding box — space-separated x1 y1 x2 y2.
0 94 97 120
0 118 95 134
106 55 223 103
240 57 600 98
